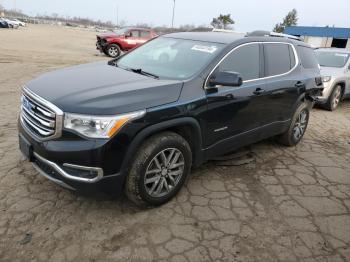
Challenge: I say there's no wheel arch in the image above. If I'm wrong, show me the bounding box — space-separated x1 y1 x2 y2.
110 41 123 50
107 42 122 50
333 81 346 97
120 117 204 176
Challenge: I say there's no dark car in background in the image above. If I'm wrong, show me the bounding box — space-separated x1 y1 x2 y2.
96 27 157 58
19 31 322 207
0 18 9 28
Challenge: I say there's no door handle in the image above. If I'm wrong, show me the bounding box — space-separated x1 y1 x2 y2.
295 81 305 88
225 93 234 100
253 87 265 95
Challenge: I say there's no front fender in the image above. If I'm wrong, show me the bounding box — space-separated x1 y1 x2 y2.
120 117 204 177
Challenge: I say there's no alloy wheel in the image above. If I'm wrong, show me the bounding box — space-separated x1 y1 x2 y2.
144 148 185 198
108 47 118 57
332 86 342 109
293 110 308 141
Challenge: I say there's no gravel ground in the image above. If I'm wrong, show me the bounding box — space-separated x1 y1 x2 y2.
0 25 350 262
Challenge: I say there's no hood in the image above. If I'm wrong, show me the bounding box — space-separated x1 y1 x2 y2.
320 66 343 77
26 61 183 115
97 32 121 39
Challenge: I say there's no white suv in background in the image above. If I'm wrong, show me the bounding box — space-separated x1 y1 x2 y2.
315 48 350 111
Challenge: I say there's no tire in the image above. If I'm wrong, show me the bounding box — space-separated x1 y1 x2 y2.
324 85 342 111
106 44 121 58
125 132 192 207
277 102 310 146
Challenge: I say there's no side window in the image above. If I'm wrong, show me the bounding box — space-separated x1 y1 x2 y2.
218 44 260 81
129 30 140 37
298 46 319 69
289 46 296 68
140 30 151 38
264 43 293 77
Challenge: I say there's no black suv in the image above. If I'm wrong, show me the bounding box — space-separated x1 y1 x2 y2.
18 32 322 206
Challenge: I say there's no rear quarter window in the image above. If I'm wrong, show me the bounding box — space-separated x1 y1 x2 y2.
264 43 295 77
298 46 319 69
140 31 151 37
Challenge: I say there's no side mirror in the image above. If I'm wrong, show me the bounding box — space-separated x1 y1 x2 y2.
125 32 132 38
208 71 243 87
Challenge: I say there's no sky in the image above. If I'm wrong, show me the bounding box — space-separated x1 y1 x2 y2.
1 0 350 32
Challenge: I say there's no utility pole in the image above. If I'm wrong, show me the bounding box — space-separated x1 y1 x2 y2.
171 0 175 28
116 5 119 28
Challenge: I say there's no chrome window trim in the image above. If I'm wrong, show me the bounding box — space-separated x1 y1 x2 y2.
204 41 299 89
21 86 64 141
33 152 104 183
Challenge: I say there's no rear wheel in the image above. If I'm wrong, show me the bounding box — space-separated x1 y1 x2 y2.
324 85 342 111
106 44 121 58
277 102 310 146
125 132 192 207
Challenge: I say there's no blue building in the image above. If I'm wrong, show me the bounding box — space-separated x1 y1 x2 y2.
284 26 350 49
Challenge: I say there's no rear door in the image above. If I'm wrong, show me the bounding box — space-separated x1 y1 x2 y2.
139 30 152 44
262 42 300 122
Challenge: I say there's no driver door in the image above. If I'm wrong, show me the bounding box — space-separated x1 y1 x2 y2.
124 30 140 49
203 43 268 149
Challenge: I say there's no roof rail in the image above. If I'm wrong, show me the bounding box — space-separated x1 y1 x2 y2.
246 30 302 41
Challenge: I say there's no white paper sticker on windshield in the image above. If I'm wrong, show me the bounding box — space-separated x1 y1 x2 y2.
335 53 348 57
191 45 218 54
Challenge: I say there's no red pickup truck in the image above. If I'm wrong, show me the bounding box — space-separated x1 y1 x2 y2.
96 28 157 58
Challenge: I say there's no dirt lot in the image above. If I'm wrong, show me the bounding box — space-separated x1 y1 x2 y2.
0 25 350 262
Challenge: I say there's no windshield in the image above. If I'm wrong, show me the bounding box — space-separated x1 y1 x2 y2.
315 51 350 68
113 28 129 35
116 37 224 80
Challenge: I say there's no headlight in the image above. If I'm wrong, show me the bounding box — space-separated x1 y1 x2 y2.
64 110 146 138
322 76 331 82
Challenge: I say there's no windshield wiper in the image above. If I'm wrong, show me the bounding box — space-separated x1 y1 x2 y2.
107 59 119 67
128 68 159 79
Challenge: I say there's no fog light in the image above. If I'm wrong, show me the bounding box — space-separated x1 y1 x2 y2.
62 163 103 180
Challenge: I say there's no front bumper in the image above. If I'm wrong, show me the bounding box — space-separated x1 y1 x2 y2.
315 80 335 104
96 39 108 52
30 150 125 194
18 122 128 194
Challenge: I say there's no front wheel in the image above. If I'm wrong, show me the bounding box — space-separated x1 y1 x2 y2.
106 44 121 58
324 85 342 111
277 102 310 146
125 132 192 207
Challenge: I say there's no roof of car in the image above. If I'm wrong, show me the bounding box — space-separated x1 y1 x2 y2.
163 32 244 44
163 32 308 46
123 27 153 31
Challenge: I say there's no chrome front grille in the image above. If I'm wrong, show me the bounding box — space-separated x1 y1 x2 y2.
20 87 63 140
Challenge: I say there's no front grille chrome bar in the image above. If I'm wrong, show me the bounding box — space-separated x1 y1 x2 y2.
20 86 64 141
21 105 55 128
21 112 54 136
